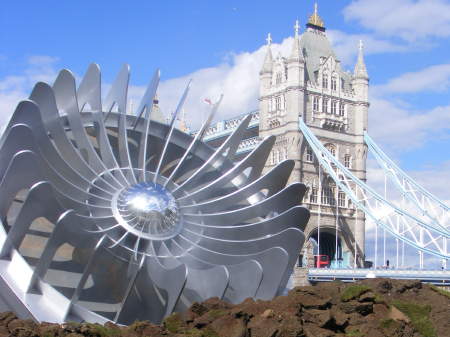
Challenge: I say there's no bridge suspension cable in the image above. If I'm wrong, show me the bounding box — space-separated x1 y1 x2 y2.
298 118 449 264
364 132 450 235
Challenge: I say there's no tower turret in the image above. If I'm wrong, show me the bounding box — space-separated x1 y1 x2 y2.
287 20 305 87
352 40 369 101
352 40 369 135
260 33 274 96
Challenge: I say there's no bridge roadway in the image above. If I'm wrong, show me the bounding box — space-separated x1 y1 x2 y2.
308 268 450 286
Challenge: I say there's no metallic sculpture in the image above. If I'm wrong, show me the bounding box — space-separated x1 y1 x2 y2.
0 64 309 324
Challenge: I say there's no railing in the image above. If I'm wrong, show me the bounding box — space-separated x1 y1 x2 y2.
308 268 450 286
237 136 261 154
199 110 260 141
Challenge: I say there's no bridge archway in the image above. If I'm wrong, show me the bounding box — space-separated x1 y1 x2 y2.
308 229 343 266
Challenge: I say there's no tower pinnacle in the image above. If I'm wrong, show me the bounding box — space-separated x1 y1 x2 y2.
354 39 369 80
294 19 300 37
266 33 272 46
260 33 274 74
289 20 304 62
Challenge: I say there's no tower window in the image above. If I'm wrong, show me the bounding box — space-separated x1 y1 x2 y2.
325 143 336 156
344 154 352 168
310 187 318 203
322 75 328 89
339 103 345 116
331 101 337 114
321 186 335 205
313 96 319 112
323 98 329 113
275 96 281 110
271 150 278 165
306 146 314 162
331 76 337 91
276 72 282 85
279 149 285 162
338 191 346 207
341 78 345 90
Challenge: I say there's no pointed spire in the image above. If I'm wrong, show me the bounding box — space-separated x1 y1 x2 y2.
266 32 272 46
294 19 300 38
261 33 274 74
354 40 369 80
289 20 304 62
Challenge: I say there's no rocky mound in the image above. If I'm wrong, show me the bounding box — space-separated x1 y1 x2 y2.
0 279 449 337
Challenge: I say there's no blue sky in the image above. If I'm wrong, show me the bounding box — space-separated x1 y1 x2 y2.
1 1 449 264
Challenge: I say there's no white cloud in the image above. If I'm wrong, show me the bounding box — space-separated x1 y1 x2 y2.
344 0 450 41
408 160 450 203
327 29 407 66
368 96 450 151
374 63 450 94
0 56 59 131
367 63 450 151
155 38 293 130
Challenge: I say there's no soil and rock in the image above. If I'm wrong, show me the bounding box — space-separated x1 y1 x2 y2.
0 279 449 337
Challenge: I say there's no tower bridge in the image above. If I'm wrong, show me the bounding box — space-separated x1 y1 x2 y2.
192 5 450 286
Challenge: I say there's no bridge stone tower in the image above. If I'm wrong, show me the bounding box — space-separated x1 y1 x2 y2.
259 5 369 284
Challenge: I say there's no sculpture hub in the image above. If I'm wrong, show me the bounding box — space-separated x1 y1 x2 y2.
114 182 181 240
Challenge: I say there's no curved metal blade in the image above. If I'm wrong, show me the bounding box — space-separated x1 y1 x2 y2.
177 135 276 203
136 70 160 182
164 94 223 187
77 63 102 112
153 80 192 182
180 159 295 213
174 114 252 193
183 183 306 225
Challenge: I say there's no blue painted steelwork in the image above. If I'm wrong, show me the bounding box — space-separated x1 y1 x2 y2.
298 118 449 261
364 132 449 235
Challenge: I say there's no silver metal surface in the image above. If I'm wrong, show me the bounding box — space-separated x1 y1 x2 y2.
0 64 309 325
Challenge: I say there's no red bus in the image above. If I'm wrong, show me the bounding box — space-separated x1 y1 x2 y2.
314 255 330 268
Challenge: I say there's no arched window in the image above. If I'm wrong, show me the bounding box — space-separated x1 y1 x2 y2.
309 187 318 203
331 101 337 114
331 76 337 91
339 103 345 116
321 182 335 206
275 96 281 110
271 150 278 165
344 154 352 168
338 190 346 207
322 74 328 89
325 143 336 157
323 98 329 113
313 96 319 112
276 72 282 85
306 146 314 162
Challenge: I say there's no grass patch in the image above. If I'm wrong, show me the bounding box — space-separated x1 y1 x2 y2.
341 285 372 302
184 327 220 337
373 293 385 304
392 300 436 337
346 329 363 336
430 285 450 299
163 313 183 333
379 318 399 330
207 309 227 320
85 323 120 337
